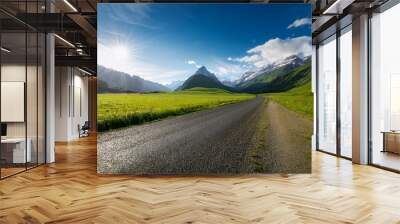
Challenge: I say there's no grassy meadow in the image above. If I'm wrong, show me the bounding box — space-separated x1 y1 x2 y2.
98 88 255 132
264 82 313 120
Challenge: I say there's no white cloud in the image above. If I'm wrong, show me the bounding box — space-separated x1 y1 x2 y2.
287 18 311 29
237 36 311 68
227 57 233 61
212 61 248 81
186 60 201 68
187 59 247 81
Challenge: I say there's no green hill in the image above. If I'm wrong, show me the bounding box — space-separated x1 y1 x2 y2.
178 87 233 94
264 79 313 119
239 60 311 94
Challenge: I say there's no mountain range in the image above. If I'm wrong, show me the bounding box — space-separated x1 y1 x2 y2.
98 54 311 94
178 55 310 93
234 55 305 86
97 65 170 93
235 55 311 93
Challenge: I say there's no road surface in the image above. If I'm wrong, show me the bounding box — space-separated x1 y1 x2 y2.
98 96 264 175
98 96 312 175
244 99 312 173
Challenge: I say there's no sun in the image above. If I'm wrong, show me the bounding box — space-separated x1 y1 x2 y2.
98 40 139 73
113 44 130 60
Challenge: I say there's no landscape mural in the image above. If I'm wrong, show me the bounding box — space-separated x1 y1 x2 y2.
97 3 313 175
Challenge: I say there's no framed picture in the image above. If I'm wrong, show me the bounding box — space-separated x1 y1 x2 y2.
97 3 312 175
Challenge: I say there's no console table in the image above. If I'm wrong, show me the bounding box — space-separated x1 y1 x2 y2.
382 131 400 154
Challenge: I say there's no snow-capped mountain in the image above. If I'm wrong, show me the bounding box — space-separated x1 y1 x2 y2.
275 55 305 68
234 55 307 85
233 70 259 85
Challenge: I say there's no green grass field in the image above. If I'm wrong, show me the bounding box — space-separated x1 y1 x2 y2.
264 82 313 120
98 88 255 132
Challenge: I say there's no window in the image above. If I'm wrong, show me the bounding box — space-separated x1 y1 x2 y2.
339 26 352 158
370 3 400 171
317 35 337 154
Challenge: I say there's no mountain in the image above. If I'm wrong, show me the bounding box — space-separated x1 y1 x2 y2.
234 70 258 85
165 80 184 91
222 80 235 87
239 58 311 93
235 55 306 86
97 65 170 93
193 66 219 81
97 79 119 93
178 66 233 91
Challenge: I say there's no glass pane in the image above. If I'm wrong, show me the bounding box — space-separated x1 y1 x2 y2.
25 0 38 169
318 35 337 154
38 33 45 165
27 31 38 169
1 31 27 177
0 1 46 178
340 27 352 158
371 4 400 171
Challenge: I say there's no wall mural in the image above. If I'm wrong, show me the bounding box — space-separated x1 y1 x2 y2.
97 3 313 175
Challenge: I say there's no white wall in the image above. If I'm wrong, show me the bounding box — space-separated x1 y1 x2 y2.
55 67 89 141
72 73 89 138
55 66 69 141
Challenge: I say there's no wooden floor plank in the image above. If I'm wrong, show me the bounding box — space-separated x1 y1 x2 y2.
0 135 399 223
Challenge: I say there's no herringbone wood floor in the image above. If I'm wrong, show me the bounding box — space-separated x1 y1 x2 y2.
1 135 400 224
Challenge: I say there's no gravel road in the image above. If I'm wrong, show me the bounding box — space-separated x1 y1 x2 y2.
98 96 264 175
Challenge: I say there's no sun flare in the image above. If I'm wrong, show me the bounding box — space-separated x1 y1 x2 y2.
113 44 130 60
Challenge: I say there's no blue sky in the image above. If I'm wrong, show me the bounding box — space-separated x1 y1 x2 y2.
98 3 311 85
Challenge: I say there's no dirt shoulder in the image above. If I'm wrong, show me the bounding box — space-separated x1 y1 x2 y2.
244 97 312 173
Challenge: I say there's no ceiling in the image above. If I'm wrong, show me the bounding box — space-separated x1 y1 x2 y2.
0 0 388 75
